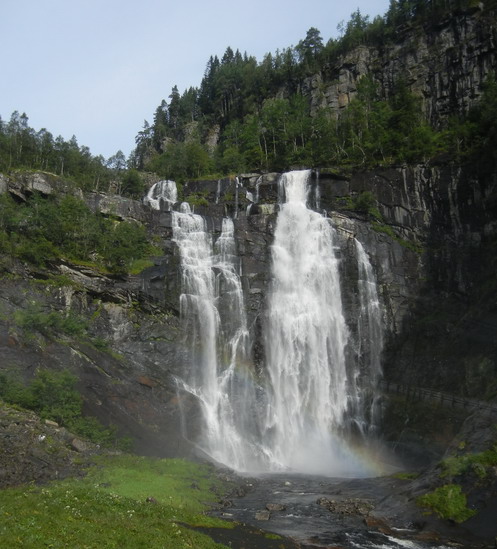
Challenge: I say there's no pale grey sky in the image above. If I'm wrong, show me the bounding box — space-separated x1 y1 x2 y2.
1 0 390 159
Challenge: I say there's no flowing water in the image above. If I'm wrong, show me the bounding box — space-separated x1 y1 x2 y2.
143 179 177 210
261 170 366 476
154 176 459 548
169 170 384 477
211 473 456 549
354 239 384 433
172 205 260 470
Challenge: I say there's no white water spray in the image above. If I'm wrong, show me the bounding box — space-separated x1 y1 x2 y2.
261 170 369 475
169 172 384 476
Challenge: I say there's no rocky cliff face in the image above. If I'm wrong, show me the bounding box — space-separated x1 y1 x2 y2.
305 6 497 125
319 164 496 397
0 164 496 458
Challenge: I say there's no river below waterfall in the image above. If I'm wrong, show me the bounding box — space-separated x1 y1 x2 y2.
207 472 478 549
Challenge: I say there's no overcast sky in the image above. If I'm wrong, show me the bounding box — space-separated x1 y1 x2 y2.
1 0 390 160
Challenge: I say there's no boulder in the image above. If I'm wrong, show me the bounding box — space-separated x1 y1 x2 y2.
266 503 286 512
255 510 270 521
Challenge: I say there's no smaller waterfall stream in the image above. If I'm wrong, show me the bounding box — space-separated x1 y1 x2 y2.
172 203 260 470
143 180 177 210
355 239 384 432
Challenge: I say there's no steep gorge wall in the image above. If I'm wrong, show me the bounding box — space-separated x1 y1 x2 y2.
318 164 497 397
1 162 496 458
136 163 497 401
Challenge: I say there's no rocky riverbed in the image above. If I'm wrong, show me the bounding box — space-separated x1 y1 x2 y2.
210 470 495 548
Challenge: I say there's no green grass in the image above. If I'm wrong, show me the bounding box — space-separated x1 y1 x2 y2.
0 455 231 548
440 444 497 479
372 222 424 253
128 258 155 275
264 532 282 540
392 472 419 480
417 483 476 523
31 274 84 291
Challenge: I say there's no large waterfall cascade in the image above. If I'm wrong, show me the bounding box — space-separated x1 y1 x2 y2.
151 171 384 476
262 170 380 475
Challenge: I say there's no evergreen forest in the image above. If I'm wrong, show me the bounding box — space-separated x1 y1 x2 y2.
1 0 497 192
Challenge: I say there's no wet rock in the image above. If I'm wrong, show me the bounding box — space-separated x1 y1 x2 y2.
364 515 394 535
266 503 286 512
219 499 233 508
227 485 248 498
317 496 374 516
70 437 93 453
137 375 158 389
255 510 271 520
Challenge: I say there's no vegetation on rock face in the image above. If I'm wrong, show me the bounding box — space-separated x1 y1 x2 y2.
415 434 497 524
440 444 497 479
14 304 89 339
0 112 147 197
1 1 496 186
129 0 497 180
0 368 127 448
0 192 154 274
134 74 446 178
336 190 382 219
417 483 476 523
0 454 231 548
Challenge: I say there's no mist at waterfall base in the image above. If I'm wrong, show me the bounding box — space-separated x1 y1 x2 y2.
146 171 388 478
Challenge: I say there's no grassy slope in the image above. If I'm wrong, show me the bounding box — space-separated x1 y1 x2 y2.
0 454 232 549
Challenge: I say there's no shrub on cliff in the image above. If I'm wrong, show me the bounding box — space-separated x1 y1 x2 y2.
417 484 476 523
0 369 126 448
0 192 153 274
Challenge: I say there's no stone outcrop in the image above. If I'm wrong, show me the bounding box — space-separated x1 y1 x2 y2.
0 402 98 487
0 171 82 200
305 7 497 126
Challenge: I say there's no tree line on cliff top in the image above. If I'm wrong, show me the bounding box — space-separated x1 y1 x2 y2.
130 0 497 179
1 0 496 194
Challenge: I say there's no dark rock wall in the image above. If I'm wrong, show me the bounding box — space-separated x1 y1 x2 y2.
305 7 497 126
319 164 497 397
1 154 496 457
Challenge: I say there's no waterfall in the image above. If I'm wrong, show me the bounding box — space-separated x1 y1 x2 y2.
172 203 260 470
354 239 383 433
170 172 384 476
261 169 370 476
234 177 240 219
144 180 177 210
215 179 221 204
